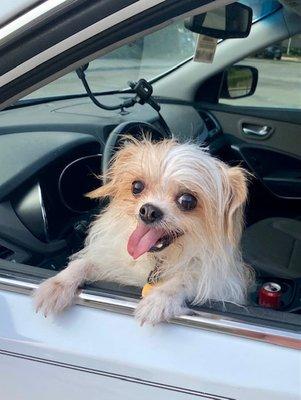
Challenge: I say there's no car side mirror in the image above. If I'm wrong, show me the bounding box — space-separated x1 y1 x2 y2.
185 2 252 39
219 65 258 99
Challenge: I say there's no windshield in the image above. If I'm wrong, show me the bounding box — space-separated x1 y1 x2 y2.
22 0 281 101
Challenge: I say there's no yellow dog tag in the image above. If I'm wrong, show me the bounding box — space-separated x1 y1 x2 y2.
142 283 154 298
142 281 163 297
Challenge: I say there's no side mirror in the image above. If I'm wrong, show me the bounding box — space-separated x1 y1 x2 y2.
220 65 258 99
185 2 252 39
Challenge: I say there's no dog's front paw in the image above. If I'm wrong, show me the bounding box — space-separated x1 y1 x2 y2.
34 277 77 317
135 292 186 326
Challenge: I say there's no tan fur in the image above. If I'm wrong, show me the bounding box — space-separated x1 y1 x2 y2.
34 138 254 324
224 166 248 244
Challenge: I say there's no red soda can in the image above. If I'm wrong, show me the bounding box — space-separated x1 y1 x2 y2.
259 282 281 310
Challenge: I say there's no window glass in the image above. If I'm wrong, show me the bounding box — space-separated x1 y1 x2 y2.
239 0 280 21
23 21 197 100
220 34 301 108
21 0 282 102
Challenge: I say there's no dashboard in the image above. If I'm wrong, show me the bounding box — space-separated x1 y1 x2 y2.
0 94 222 269
0 130 101 267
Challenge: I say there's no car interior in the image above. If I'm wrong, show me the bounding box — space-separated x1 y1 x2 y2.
0 0 300 332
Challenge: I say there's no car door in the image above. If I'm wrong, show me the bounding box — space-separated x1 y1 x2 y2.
0 2 300 400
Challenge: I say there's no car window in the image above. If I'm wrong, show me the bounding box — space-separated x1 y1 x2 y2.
21 0 281 102
220 34 301 109
22 20 197 100
240 0 280 21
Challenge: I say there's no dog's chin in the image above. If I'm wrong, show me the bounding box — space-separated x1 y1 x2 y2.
148 232 183 253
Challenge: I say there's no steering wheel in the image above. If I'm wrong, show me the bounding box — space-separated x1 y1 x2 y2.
102 121 169 176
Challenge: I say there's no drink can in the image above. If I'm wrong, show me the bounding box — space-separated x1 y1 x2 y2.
259 282 281 310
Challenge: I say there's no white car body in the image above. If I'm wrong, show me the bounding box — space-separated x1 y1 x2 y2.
0 1 300 399
0 283 300 400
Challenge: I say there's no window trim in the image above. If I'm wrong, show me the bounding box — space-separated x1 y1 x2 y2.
0 274 300 350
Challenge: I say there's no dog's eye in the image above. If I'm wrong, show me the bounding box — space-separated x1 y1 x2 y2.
132 181 145 195
176 193 197 211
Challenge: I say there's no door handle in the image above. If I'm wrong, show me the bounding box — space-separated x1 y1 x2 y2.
242 124 272 138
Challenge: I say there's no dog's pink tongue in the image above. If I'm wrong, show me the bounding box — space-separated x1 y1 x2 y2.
127 223 164 260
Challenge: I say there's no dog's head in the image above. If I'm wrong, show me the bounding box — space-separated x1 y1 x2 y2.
88 138 248 260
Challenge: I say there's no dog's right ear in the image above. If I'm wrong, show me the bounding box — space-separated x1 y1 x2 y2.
86 179 117 199
86 142 136 199
85 161 119 200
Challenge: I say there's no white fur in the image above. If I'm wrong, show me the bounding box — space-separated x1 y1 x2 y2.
34 139 253 324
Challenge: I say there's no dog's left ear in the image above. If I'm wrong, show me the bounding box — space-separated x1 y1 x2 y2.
225 166 248 243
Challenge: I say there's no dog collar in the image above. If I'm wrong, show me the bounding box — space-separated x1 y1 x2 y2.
142 263 162 298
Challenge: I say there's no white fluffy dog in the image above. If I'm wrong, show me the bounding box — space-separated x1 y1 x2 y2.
35 138 253 325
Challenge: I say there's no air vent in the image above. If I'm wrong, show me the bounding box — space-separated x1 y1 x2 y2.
0 244 13 259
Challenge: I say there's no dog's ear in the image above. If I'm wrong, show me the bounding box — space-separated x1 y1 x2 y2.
86 142 137 200
86 180 117 199
86 161 120 199
225 166 248 243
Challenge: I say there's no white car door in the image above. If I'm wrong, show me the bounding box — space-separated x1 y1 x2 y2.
0 275 299 400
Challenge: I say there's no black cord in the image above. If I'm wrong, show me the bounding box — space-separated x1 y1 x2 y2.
76 67 136 111
128 79 172 137
76 66 172 136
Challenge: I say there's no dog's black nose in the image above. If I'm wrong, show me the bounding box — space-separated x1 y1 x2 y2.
139 203 163 224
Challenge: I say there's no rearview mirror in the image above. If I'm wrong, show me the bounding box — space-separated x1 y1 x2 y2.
220 65 258 99
185 2 252 39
